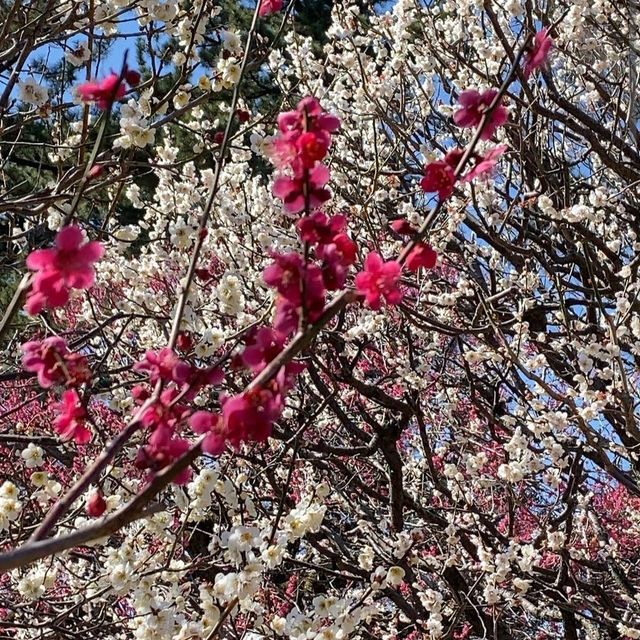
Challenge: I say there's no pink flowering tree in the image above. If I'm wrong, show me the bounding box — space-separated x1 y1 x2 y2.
1 2 640 640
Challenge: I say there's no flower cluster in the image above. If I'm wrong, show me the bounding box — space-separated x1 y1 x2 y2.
271 97 340 214
131 350 224 483
21 226 103 443
191 98 347 458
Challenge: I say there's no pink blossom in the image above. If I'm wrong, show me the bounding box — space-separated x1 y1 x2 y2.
241 327 286 372
524 29 553 78
25 225 104 315
86 490 107 517
297 212 347 245
22 337 91 388
453 89 508 140
258 0 283 17
278 97 341 140
390 220 416 235
273 131 330 170
355 252 403 310
296 213 357 290
53 389 92 444
263 252 326 315
78 73 126 110
464 144 508 182
271 97 340 172
222 387 283 448
138 388 189 432
190 411 226 456
272 164 332 214
134 348 191 385
420 161 457 200
405 243 438 272
135 424 192 484
273 298 302 336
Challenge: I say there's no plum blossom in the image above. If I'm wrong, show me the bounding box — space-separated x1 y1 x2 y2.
18 77 49 107
355 252 403 310
259 0 283 18
22 337 91 388
524 29 553 78
453 89 508 140
221 387 284 448
25 225 104 315
86 490 107 517
190 411 226 456
421 160 457 200
405 243 438 272
78 73 126 109
135 426 192 485
272 164 332 214
133 348 191 385
52 389 92 444
464 144 508 182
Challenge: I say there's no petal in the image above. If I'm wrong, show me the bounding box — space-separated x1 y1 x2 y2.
364 252 383 272
190 410 217 434
56 226 84 251
310 164 331 187
272 176 295 199
78 241 105 264
66 268 95 290
458 90 480 107
203 433 227 456
26 248 55 271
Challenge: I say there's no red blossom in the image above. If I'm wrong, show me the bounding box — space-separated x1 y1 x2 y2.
524 29 553 78
258 0 283 17
297 213 357 289
222 387 283 448
405 243 438 272
464 144 508 182
22 337 91 388
420 160 457 199
241 327 286 372
453 89 508 140
390 220 416 235
134 348 191 385
355 252 404 310
86 490 107 517
135 424 192 484
78 73 126 110
52 389 92 444
272 164 332 214
190 411 226 456
277 97 341 140
25 225 104 315
263 253 326 321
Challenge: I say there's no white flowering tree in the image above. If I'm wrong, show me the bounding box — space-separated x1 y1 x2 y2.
1 1 640 639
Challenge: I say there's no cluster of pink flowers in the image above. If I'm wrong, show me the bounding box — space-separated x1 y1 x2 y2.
22 225 104 444
421 29 552 201
131 350 224 483
25 225 104 315
271 97 340 214
191 98 351 458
